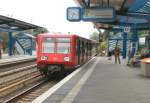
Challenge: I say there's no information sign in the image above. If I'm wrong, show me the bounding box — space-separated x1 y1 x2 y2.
124 27 130 33
82 7 115 21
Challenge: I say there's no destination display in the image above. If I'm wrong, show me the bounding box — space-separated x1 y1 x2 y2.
82 8 115 22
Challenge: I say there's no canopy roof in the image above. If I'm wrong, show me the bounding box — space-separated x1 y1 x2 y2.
74 0 150 30
0 15 41 32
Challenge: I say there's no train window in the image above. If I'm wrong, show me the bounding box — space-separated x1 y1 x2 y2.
42 43 55 53
42 37 55 53
57 38 70 43
57 43 70 54
43 37 55 42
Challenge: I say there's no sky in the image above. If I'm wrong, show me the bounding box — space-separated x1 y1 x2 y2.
0 0 98 38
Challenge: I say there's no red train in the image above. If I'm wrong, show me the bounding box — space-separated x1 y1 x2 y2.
37 33 97 77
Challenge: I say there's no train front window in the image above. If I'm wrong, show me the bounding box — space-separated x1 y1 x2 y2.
57 38 70 54
42 37 55 53
57 43 70 54
57 38 70 42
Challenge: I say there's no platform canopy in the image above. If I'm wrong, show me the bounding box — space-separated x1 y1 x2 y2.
0 15 41 32
74 0 150 30
0 15 43 56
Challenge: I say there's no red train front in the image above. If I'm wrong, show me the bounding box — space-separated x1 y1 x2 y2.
37 33 97 77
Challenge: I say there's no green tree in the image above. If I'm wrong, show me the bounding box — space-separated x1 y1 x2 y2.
0 32 9 53
89 32 99 42
99 41 107 55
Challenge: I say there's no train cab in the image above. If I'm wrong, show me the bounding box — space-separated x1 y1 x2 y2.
37 34 76 75
37 33 97 76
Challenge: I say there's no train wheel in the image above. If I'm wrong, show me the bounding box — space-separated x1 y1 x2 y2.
60 66 66 78
37 67 47 77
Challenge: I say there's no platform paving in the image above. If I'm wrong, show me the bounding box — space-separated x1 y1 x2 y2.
0 54 36 62
1 54 36 59
33 57 150 103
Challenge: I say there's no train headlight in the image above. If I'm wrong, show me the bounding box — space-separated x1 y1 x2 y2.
41 56 48 60
64 57 70 62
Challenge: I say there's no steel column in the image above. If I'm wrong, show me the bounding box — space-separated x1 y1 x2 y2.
148 26 150 56
131 25 138 57
107 39 110 56
30 38 32 55
122 32 127 59
8 32 13 56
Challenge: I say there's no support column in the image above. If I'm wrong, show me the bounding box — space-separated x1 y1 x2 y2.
122 32 127 59
8 32 13 56
131 25 138 57
107 38 110 56
148 27 150 56
120 24 129 59
30 38 32 55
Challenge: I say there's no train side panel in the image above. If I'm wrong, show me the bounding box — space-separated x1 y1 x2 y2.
74 36 97 67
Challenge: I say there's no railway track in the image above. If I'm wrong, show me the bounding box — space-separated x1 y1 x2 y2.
0 56 37 89
0 64 38 89
0 70 43 102
0 57 43 102
3 78 60 103
0 57 36 73
0 56 64 103
0 61 61 103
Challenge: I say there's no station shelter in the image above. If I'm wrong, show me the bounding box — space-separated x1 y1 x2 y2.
0 15 42 56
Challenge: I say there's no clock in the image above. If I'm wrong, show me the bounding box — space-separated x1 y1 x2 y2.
67 7 81 21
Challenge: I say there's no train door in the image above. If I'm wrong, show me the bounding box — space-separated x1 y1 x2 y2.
82 41 85 63
75 38 80 65
80 40 83 63
89 42 92 57
84 41 86 62
86 42 88 60
88 42 91 59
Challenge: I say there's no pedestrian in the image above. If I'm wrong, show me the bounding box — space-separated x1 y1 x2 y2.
114 46 121 64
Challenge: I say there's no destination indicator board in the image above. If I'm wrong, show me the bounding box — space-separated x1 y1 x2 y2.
82 8 115 22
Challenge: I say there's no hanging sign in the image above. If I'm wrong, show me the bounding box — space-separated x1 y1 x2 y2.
139 37 146 45
82 7 115 22
124 27 130 33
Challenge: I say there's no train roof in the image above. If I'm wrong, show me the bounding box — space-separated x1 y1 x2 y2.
38 33 98 43
39 33 72 36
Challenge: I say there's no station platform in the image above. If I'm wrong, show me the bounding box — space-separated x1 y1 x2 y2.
0 54 36 66
33 56 150 103
1 54 36 59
